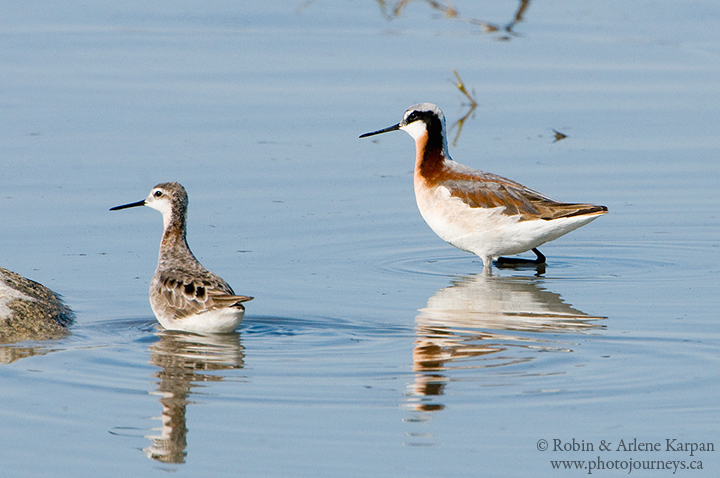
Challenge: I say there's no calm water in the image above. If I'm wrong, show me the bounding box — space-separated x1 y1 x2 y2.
1 1 719 476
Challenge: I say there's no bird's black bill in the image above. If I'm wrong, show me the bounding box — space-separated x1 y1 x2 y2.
110 199 146 211
359 123 401 138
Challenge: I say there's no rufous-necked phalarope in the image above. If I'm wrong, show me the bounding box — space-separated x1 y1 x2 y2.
111 182 252 333
360 103 607 273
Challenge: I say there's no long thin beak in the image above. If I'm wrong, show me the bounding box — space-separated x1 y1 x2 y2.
110 199 146 211
359 123 401 138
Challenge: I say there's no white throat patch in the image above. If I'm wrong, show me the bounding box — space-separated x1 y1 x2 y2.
400 120 429 141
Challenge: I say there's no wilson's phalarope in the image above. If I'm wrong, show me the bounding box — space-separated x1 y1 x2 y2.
360 103 607 273
111 182 252 333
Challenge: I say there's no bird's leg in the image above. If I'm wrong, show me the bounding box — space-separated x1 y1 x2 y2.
532 248 546 264
496 248 546 267
482 256 494 275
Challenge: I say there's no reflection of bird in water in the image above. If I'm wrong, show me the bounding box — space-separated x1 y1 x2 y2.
418 274 604 332
361 103 606 273
406 274 605 412
0 266 73 359
144 330 244 463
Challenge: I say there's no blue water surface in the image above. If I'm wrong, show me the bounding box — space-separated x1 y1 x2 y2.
1 1 719 476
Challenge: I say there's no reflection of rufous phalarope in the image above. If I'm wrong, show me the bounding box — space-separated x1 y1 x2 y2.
111 182 252 333
360 103 607 272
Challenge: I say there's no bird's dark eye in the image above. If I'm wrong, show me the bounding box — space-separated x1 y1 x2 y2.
154 190 163 198
406 111 420 123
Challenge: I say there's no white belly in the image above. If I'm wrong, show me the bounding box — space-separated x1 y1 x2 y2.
414 183 600 261
152 306 244 334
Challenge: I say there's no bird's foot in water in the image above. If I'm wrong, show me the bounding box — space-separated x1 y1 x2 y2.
496 248 546 270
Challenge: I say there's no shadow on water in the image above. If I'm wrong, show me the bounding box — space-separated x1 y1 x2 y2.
404 274 606 413
300 0 532 40
139 314 404 464
0 342 67 364
143 330 245 464
448 69 478 147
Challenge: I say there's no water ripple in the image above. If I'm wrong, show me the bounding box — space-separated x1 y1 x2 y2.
376 241 713 282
